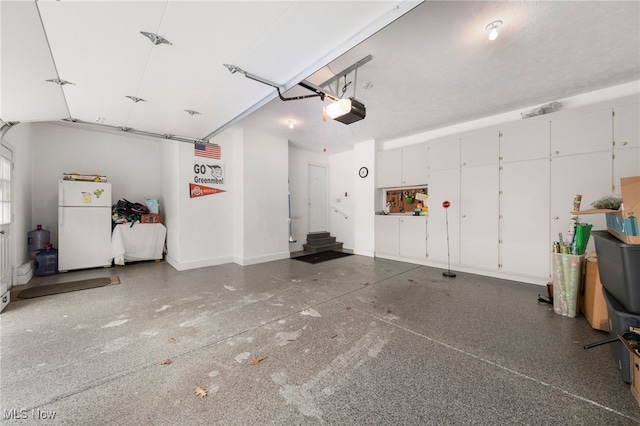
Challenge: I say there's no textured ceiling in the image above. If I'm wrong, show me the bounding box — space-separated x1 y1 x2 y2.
241 1 640 153
1 1 639 153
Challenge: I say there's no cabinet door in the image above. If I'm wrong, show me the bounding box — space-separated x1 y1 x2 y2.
399 217 427 258
427 169 460 264
401 143 428 186
500 121 550 163
550 108 612 157
460 165 499 270
461 130 499 167
614 147 640 193
375 216 399 255
550 151 612 257
613 103 640 192
377 149 402 188
500 159 550 278
428 137 460 171
614 103 639 150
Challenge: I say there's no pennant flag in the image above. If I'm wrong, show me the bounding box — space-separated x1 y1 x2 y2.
195 143 221 160
189 183 226 198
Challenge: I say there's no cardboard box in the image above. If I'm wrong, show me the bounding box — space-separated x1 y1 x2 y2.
581 253 610 332
606 212 640 244
619 335 640 406
141 213 162 224
605 176 640 244
572 176 640 245
63 173 107 182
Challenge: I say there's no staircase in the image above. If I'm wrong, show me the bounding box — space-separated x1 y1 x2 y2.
302 232 343 253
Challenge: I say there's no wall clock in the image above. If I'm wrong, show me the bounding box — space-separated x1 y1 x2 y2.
359 167 368 178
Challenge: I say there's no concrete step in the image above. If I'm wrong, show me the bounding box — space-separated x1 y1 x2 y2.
305 236 336 246
302 242 343 253
307 232 331 241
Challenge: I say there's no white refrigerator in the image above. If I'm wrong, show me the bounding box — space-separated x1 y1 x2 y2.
58 180 112 271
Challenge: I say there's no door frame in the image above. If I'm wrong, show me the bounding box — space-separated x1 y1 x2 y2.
0 142 15 307
308 163 329 233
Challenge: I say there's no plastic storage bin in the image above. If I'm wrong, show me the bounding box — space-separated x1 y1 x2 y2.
592 230 640 314
551 253 585 317
34 245 58 276
602 287 640 384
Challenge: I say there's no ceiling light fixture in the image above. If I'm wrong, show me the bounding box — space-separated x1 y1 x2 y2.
287 120 296 129
326 99 352 119
184 110 200 116
486 20 503 41
125 95 146 103
326 98 366 124
140 31 172 46
324 70 366 124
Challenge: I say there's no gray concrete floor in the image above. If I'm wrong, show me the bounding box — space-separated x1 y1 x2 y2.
1 255 639 425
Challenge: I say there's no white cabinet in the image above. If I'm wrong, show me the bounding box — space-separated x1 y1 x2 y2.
614 147 640 193
376 143 428 188
500 121 550 163
613 103 640 192
428 137 460 171
550 108 612 157
375 215 400 255
426 168 460 265
399 217 427 258
377 149 402 188
550 151 612 255
461 130 499 167
375 215 426 258
614 103 639 150
401 143 429 186
460 165 499 271
500 159 550 278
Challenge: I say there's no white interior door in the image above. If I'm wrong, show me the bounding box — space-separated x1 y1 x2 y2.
308 164 327 233
0 145 13 307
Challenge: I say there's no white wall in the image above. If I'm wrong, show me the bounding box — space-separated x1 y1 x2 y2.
30 123 161 247
166 130 235 270
2 123 34 271
160 139 180 265
329 150 355 250
353 140 376 256
288 147 330 252
239 129 289 264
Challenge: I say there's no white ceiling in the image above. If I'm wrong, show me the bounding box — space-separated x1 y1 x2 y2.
2 1 639 153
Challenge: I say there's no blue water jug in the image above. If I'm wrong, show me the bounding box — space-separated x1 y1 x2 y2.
35 244 58 276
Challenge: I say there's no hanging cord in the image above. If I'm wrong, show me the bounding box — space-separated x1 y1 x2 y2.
341 74 351 98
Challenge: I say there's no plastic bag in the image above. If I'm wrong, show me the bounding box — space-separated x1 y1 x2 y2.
145 198 159 214
591 194 622 210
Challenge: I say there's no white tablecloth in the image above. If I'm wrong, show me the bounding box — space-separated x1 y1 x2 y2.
112 223 166 265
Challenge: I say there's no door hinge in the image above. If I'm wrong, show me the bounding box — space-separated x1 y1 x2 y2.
499 132 503 138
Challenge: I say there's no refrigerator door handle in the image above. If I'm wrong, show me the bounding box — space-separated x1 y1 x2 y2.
59 207 64 228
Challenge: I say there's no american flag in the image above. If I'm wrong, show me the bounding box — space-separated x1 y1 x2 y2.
194 143 221 160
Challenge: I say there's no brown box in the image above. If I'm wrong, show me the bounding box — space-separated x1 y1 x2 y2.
572 176 640 245
141 213 162 224
619 335 640 406
605 176 640 244
581 252 610 332
63 173 107 182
